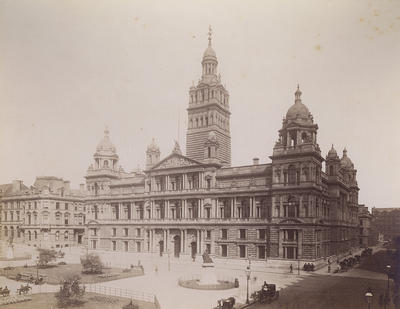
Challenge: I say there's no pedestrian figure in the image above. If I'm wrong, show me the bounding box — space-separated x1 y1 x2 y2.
328 265 331 273
290 264 293 273
155 265 158 274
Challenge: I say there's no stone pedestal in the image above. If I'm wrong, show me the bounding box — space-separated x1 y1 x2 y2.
199 262 218 285
6 245 14 259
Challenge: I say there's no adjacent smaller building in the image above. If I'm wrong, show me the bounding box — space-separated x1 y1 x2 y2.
371 207 400 242
0 177 87 249
358 205 373 247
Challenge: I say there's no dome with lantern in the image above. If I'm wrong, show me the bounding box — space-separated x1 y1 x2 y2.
96 127 117 156
340 148 354 169
285 85 313 125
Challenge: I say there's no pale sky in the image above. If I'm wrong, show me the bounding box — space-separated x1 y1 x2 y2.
0 0 399 208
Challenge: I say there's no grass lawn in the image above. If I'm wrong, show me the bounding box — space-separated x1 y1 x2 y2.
4 264 144 284
2 292 156 309
250 274 391 309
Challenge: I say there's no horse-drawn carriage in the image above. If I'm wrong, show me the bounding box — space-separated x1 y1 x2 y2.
0 287 10 297
214 297 235 309
251 282 279 304
17 284 32 295
16 273 44 285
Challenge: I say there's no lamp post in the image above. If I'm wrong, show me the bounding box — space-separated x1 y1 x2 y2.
385 265 391 309
168 249 171 272
36 256 39 280
245 261 251 304
365 290 373 309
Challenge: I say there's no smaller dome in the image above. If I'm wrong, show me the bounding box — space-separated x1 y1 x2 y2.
327 144 338 158
147 138 160 153
340 148 354 169
203 45 216 58
285 85 312 123
96 127 116 154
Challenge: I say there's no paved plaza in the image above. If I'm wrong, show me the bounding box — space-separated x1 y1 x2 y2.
0 245 390 309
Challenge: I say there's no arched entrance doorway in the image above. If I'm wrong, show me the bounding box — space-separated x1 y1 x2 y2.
159 240 164 257
191 241 197 260
173 235 181 258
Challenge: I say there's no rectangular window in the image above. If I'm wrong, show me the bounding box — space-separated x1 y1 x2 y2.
112 241 116 251
124 241 128 252
239 245 246 258
124 228 128 237
65 203 69 210
56 202 60 210
239 229 246 239
112 228 116 237
206 243 211 253
206 230 211 239
221 229 227 239
136 242 141 252
258 246 266 259
258 229 266 239
136 228 141 237
221 244 227 257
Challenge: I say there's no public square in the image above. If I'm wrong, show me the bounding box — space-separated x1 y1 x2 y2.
1 244 394 309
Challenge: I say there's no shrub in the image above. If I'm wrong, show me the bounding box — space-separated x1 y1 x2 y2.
80 253 103 274
122 300 139 309
55 275 85 308
38 249 58 268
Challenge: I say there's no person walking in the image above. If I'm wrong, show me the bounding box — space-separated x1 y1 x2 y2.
290 264 293 273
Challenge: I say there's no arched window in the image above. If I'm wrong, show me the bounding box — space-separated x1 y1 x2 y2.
55 231 59 241
301 132 308 143
34 231 37 240
64 231 68 240
28 230 31 241
208 147 211 158
103 160 109 168
288 165 296 185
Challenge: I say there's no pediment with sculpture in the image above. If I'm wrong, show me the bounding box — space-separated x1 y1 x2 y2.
151 153 203 170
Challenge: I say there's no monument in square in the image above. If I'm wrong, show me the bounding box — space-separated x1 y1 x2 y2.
198 249 218 285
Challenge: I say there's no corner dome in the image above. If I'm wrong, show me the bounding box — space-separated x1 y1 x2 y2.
286 86 312 122
340 148 354 169
96 127 116 155
327 144 338 158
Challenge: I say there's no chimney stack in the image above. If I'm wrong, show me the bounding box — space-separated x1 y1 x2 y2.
64 181 70 191
253 158 259 165
12 180 22 192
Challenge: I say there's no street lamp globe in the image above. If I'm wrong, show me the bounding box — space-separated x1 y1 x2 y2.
365 291 373 304
245 266 251 279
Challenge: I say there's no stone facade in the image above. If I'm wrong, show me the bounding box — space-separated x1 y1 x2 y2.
0 32 363 263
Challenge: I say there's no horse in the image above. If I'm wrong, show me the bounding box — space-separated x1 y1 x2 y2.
17 284 31 295
0 287 10 297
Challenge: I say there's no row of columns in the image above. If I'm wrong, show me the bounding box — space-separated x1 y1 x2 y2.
106 196 267 221
146 228 205 255
149 172 205 192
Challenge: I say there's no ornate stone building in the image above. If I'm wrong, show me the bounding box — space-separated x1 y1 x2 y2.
0 32 362 264
83 34 361 264
0 177 86 249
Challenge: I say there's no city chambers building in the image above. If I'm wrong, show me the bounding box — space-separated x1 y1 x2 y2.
0 34 361 264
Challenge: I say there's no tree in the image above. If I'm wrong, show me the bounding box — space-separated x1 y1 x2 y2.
38 249 57 268
55 275 85 307
80 253 103 274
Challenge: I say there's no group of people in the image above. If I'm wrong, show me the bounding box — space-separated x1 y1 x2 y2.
302 263 315 272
